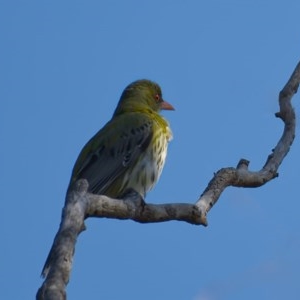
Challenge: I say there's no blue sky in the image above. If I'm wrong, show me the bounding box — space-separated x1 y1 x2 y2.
1 1 300 299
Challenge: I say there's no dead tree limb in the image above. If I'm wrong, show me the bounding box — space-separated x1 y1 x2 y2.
37 61 299 300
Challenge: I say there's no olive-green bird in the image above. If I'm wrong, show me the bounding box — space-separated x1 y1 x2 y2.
68 79 174 199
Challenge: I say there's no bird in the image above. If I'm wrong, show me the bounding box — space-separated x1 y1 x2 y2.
68 79 174 199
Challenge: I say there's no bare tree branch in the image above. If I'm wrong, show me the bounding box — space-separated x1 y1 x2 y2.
195 61 299 221
37 61 300 300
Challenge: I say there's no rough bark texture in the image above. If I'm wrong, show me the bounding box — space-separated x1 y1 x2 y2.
37 61 300 300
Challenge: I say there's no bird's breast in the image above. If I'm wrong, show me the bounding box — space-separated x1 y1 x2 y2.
122 127 170 198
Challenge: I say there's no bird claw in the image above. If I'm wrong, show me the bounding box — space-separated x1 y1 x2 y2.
121 188 146 208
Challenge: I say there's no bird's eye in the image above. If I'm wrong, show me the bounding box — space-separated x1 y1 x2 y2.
155 94 161 102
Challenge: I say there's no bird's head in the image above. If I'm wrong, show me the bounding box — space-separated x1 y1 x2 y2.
113 79 174 116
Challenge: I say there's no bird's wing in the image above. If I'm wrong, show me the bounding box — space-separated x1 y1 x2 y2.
70 112 154 195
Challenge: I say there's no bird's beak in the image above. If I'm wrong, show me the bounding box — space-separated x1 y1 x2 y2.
160 100 175 111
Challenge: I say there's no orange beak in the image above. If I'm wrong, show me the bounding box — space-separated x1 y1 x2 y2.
160 100 175 111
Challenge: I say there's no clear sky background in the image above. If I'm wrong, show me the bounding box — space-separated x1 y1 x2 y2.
1 1 300 300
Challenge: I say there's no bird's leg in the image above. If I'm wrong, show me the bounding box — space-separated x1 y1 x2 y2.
120 188 146 208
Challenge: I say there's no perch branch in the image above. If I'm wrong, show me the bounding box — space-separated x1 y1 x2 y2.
37 61 300 300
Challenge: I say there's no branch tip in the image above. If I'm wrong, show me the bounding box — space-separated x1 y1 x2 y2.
202 218 208 227
237 159 250 169
74 179 89 193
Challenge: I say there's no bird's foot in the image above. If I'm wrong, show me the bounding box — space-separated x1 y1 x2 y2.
120 188 146 209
